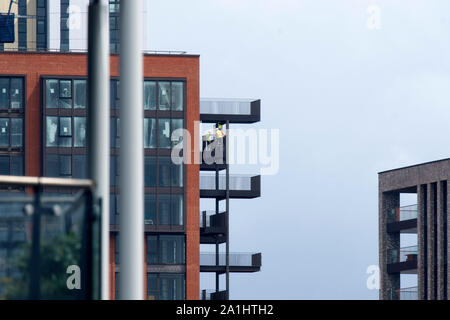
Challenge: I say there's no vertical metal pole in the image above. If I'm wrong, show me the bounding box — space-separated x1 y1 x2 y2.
88 0 110 300
29 185 41 299
225 121 230 299
119 0 144 300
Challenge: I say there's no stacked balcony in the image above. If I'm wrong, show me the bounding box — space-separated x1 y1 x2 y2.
199 98 262 300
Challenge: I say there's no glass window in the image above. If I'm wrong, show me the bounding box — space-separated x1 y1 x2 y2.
143 118 156 148
158 157 171 187
74 117 86 147
45 79 58 108
158 82 170 110
110 155 116 186
59 80 72 108
171 82 184 111
171 195 184 226
146 235 158 264
73 155 86 179
59 155 72 177
74 80 86 109
11 78 23 109
46 116 58 147
144 156 156 187
116 118 120 148
147 273 158 300
160 235 185 264
110 117 116 148
115 235 120 264
110 194 116 225
59 117 72 147
11 118 22 147
144 194 156 225
171 161 183 187
0 156 9 175
158 118 170 149
144 81 156 110
0 118 9 146
0 78 10 109
171 119 183 147
160 274 185 300
158 195 170 225
11 155 23 175
45 154 58 177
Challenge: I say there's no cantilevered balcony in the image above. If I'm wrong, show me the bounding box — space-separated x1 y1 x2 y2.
387 245 417 274
200 210 227 244
200 174 260 199
200 99 260 124
200 289 227 300
200 252 262 273
387 204 417 233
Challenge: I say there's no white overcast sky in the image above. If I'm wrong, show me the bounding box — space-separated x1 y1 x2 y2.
146 0 450 299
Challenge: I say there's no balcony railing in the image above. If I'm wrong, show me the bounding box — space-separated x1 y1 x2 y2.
200 210 216 228
200 289 227 300
389 287 418 300
387 245 418 264
0 176 100 300
388 205 417 223
200 174 252 191
200 99 260 123
200 252 261 268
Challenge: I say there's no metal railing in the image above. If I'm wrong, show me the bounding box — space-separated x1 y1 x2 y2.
387 245 418 264
200 174 253 191
200 252 261 267
388 204 418 223
388 286 418 300
200 289 227 300
0 47 187 55
200 99 253 115
0 175 100 300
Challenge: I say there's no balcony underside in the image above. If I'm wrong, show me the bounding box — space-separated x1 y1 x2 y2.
200 163 227 171
387 219 417 234
200 232 226 244
200 265 261 273
200 113 260 124
387 260 417 274
200 189 260 199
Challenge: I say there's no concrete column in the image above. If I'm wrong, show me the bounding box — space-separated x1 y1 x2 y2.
417 184 427 300
379 191 400 300
427 183 437 299
437 181 445 299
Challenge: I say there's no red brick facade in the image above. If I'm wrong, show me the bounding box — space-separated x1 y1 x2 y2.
0 52 200 300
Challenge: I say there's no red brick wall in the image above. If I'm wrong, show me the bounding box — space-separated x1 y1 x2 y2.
0 52 200 300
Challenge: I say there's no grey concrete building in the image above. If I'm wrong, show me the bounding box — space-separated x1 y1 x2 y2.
379 158 450 300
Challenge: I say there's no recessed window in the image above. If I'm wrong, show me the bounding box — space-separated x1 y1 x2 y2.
144 194 156 225
11 79 23 109
59 117 72 147
0 78 10 109
0 118 9 146
147 273 185 300
144 156 156 187
158 118 171 149
144 81 156 110
171 82 184 111
74 80 86 109
146 235 185 265
158 82 170 110
46 116 58 147
45 79 58 108
157 194 184 226
59 80 72 108
74 117 86 147
143 118 156 148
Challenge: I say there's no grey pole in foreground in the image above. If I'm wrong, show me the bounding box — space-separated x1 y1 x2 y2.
119 0 144 300
88 0 110 300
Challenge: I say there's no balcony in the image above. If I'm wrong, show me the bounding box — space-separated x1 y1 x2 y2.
0 176 100 300
200 252 262 273
200 99 260 124
387 205 417 233
200 174 261 199
200 210 227 244
200 289 227 300
388 287 418 300
387 245 417 274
